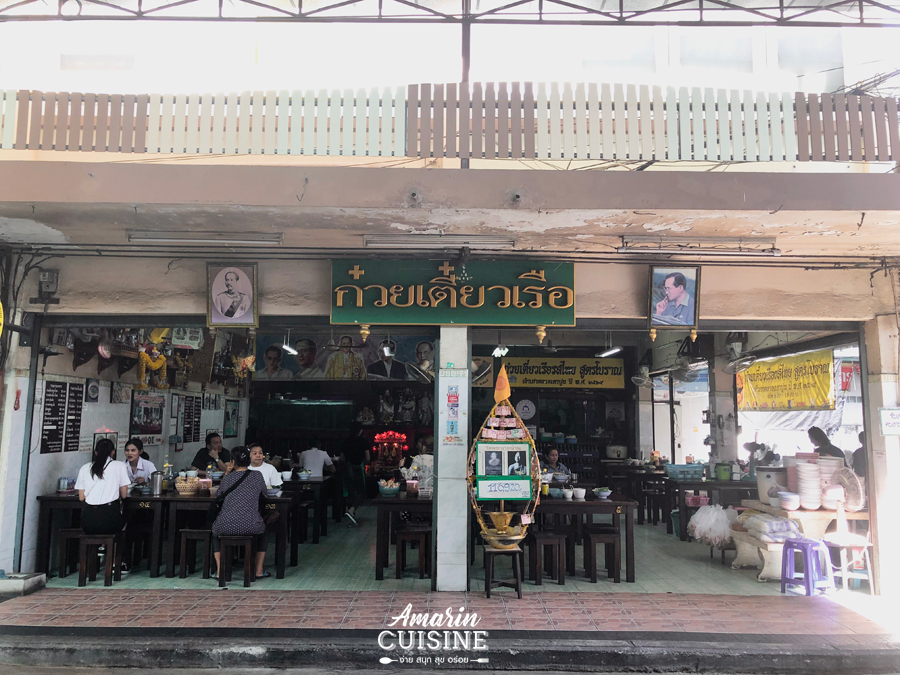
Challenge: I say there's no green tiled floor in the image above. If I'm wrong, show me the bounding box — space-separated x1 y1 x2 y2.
46 503 782 595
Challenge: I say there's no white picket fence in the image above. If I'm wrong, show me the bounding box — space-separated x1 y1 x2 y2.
0 88 408 156
2 84 898 162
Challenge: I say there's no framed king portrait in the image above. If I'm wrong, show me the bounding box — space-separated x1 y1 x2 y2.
207 262 258 328
649 266 700 331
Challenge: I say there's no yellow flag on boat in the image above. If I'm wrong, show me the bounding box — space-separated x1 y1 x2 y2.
494 364 511 403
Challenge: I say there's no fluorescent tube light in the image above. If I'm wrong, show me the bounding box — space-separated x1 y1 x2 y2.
364 234 516 250
596 347 622 358
128 230 283 246
617 246 781 257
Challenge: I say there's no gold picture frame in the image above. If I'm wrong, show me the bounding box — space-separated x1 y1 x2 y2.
207 262 259 328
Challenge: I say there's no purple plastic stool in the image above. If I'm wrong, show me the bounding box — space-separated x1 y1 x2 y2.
780 537 835 596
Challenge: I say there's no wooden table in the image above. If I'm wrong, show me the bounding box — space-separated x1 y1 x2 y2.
280 475 334 543
37 492 166 577
535 494 638 583
667 479 759 541
374 496 433 580
164 490 298 579
741 499 869 540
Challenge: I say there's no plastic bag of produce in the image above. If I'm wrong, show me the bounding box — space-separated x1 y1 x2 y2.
687 504 732 548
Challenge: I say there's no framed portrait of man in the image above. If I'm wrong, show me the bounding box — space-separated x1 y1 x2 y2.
649 266 700 330
207 263 258 328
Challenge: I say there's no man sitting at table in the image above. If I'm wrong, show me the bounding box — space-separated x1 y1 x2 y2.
248 443 283 487
190 432 233 476
540 447 571 476
297 437 335 478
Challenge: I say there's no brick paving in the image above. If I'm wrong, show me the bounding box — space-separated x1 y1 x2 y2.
0 588 896 636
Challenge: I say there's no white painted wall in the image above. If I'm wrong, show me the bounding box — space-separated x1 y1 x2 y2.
0 368 249 571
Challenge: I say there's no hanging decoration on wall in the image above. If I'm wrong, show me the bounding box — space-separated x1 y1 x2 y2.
136 346 169 390
118 357 138 378
97 354 115 374
232 354 256 385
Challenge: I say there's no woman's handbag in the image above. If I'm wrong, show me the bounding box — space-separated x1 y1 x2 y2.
206 470 249 526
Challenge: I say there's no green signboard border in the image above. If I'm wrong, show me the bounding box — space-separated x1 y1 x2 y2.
330 259 576 327
475 475 533 501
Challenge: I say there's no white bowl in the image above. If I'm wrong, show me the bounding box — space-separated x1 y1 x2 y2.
780 499 800 511
186 470 199 478
299 473 311 480
562 488 574 500
768 496 781 507
573 487 586 499
281 471 293 480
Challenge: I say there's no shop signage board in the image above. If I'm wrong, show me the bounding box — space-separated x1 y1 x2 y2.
879 408 900 436
503 357 625 389
476 476 532 501
331 260 575 326
737 348 835 411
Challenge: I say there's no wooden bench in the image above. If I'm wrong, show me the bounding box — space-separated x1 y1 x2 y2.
730 529 784 582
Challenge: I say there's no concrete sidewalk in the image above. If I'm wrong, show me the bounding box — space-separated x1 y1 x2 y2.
0 589 897 673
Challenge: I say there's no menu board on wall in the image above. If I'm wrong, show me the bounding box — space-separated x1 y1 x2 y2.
40 382 68 454
64 384 85 453
192 396 202 442
183 395 195 445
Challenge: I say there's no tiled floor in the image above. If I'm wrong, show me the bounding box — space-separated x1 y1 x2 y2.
43 501 798 595
0 588 895 635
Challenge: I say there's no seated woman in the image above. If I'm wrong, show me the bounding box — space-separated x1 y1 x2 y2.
212 446 270 580
540 447 571 476
75 438 131 534
123 437 157 484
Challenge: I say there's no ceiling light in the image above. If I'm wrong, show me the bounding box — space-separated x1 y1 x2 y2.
596 347 622 358
127 230 283 246
364 234 516 250
59 0 82 16
282 329 297 356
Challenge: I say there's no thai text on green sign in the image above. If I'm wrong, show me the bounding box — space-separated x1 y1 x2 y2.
331 260 575 326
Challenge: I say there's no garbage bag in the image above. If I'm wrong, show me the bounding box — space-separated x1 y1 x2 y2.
687 504 732 548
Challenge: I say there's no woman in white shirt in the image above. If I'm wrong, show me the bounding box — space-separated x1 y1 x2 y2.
75 438 131 534
248 443 282 487
123 437 157 484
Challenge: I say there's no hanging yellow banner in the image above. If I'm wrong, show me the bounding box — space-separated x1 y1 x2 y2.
504 357 625 389
737 348 835 411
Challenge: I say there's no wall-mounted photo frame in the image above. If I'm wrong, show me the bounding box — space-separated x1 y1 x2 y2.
93 432 118 452
475 442 532 479
207 262 258 328
649 266 700 330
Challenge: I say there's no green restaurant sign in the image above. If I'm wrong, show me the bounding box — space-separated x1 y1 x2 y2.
331 259 576 326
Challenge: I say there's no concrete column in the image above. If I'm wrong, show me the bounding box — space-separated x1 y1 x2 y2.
0 309 23 571
434 325 471 591
862 316 900 597
708 334 738 462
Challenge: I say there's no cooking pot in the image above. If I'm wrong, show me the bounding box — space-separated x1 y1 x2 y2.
606 445 627 459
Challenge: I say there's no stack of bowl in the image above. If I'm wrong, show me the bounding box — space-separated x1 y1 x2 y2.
796 463 821 510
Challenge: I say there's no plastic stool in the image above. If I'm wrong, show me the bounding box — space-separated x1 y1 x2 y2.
780 537 835 596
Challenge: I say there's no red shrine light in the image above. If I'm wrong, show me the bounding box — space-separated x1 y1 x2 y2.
374 431 407 442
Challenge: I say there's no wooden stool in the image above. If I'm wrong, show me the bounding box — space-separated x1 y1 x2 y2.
584 530 620 584
218 535 255 588
78 532 124 587
527 530 565 585
484 544 523 599
396 525 432 579
57 528 83 578
179 529 212 579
